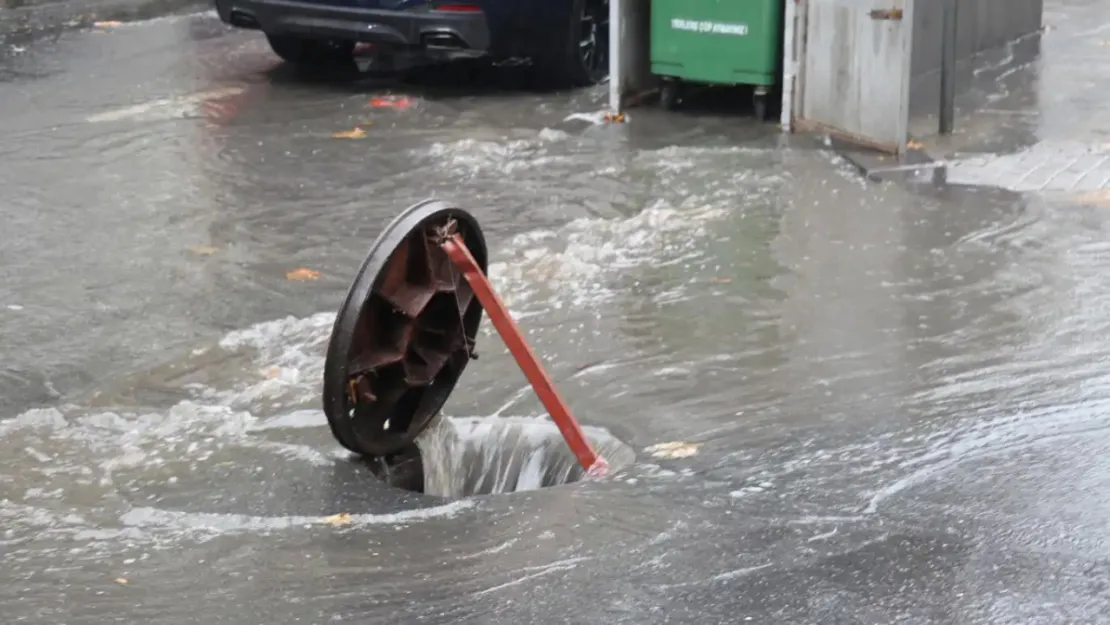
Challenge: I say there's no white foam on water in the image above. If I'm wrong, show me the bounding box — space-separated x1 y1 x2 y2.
186 143 787 406
0 401 263 519
248 409 327 432
563 110 615 125
1 316 351 541
85 86 248 124
1 136 784 547
0 399 470 545
487 199 728 311
119 499 475 535
1 498 474 551
423 128 571 177
199 312 336 410
475 143 786 312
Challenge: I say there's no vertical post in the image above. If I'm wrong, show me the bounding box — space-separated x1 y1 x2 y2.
780 0 797 132
609 0 622 113
939 0 958 135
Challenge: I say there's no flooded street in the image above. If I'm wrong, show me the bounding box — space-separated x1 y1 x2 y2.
3 8 1110 625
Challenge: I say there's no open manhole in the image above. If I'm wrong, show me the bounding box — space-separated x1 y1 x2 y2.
368 416 635 498
323 200 629 497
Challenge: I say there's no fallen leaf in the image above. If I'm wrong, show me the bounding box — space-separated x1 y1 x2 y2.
646 441 701 459
1075 189 1110 206
332 127 367 139
369 96 413 109
707 277 732 284
317 513 352 526
115 578 129 585
286 268 321 281
93 20 124 27
188 245 219 256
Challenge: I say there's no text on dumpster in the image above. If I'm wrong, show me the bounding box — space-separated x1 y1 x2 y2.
670 18 749 36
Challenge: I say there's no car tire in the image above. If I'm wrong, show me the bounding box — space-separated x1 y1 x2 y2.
265 33 355 66
535 0 609 87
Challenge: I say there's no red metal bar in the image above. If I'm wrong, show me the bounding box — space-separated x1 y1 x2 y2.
440 234 608 477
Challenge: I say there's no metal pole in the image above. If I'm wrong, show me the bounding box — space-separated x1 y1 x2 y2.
608 0 621 113
939 0 958 135
779 0 797 132
440 234 609 477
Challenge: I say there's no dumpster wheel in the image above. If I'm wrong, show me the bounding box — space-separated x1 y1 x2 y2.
659 79 681 111
753 86 769 121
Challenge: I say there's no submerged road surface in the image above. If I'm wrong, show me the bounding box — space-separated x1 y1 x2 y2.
3 11 1110 625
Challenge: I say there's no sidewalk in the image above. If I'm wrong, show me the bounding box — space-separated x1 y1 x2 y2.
1 0 203 44
911 0 1110 202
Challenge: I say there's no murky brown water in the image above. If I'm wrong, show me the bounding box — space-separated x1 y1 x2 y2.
2 9 1110 625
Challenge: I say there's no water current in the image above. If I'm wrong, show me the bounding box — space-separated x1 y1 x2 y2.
2 8 1110 624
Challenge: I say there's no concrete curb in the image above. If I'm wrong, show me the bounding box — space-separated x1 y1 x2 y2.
1 0 207 44
831 138 944 184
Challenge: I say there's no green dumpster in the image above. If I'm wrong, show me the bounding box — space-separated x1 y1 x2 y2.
650 0 783 118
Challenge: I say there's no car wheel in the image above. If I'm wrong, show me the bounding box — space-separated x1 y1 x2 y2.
536 0 609 87
265 33 355 66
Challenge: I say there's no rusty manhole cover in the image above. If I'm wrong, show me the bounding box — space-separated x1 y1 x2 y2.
323 200 487 457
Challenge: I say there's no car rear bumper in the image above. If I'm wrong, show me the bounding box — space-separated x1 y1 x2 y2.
216 0 491 51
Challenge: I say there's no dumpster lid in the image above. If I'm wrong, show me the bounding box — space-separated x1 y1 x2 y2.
322 200 487 457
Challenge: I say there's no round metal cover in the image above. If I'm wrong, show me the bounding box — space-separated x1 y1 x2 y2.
323 199 487 457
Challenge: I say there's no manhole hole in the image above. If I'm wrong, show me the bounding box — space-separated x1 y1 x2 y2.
367 416 635 498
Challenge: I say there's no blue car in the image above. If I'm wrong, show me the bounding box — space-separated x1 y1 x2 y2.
214 0 609 86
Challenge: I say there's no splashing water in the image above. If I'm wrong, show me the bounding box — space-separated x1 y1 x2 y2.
414 416 635 498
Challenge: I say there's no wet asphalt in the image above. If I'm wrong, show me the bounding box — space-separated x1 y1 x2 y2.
3 7 1110 625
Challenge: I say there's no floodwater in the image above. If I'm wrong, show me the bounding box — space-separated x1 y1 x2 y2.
3 10 1110 625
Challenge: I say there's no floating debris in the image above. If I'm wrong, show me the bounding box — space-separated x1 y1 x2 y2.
316 513 353 526
646 441 701 459
286 268 321 281
332 127 368 139
369 96 413 109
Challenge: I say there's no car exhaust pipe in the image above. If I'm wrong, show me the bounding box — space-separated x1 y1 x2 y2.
228 10 261 30
421 32 465 48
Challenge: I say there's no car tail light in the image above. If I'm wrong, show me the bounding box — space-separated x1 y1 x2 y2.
434 4 481 12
